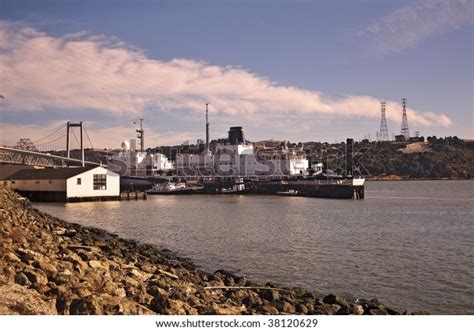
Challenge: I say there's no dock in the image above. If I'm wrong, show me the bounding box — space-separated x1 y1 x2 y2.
119 191 147 201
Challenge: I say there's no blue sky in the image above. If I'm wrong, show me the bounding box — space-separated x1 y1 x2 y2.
0 0 472 148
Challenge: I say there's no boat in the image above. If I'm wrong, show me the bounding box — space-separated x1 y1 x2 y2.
147 182 202 195
219 178 247 194
276 189 298 196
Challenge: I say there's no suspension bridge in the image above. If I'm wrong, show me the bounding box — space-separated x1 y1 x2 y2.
0 121 103 168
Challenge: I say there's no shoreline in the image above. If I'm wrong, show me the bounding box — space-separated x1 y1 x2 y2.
0 187 422 315
366 177 472 181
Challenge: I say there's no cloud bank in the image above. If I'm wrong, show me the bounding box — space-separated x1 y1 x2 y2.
361 0 473 55
0 20 452 147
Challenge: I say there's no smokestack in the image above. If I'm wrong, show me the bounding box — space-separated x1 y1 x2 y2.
228 126 245 145
205 103 210 154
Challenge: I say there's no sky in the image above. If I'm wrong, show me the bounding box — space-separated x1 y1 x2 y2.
0 0 473 148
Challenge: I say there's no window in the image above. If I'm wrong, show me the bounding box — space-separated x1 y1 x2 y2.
12 181 16 184
49 180 53 184
35 181 40 184
93 174 107 190
77 178 81 185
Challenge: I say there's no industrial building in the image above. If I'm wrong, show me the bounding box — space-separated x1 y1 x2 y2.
6 165 120 202
176 126 309 177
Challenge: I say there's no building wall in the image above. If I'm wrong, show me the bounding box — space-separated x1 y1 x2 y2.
66 167 120 198
10 179 66 192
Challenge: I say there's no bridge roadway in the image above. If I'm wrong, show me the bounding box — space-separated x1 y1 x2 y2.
0 146 103 167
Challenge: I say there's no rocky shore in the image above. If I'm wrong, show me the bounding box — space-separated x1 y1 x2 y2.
1 187 413 315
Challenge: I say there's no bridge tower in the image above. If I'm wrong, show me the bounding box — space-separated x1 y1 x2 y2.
66 121 84 167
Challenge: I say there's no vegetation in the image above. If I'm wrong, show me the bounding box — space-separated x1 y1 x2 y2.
302 136 474 179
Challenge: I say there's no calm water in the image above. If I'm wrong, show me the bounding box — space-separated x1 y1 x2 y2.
35 181 474 314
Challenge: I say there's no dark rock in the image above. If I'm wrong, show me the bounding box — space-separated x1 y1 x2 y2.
150 293 171 314
69 296 103 315
242 291 264 308
261 289 280 302
323 294 347 307
65 229 77 237
24 267 48 286
386 307 401 315
295 303 309 314
335 305 350 315
367 308 388 315
55 291 72 315
14 272 31 287
313 304 341 315
273 301 296 314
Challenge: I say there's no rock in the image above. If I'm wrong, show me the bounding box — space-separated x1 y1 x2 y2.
55 227 66 236
261 288 280 302
65 229 77 237
386 307 401 315
274 301 296 314
14 272 31 287
23 267 48 286
0 284 56 315
367 308 388 315
150 293 171 314
114 287 127 298
55 291 74 315
335 305 350 315
296 303 309 314
349 303 364 315
323 294 347 307
88 260 109 270
242 291 264 308
32 260 58 278
210 302 246 315
69 296 103 315
313 304 341 315
5 252 21 263
259 304 279 314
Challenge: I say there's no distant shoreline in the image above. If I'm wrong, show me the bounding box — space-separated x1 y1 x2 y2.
366 177 472 181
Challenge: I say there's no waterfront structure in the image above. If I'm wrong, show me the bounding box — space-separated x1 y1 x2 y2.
109 121 174 176
7 165 120 202
176 126 309 177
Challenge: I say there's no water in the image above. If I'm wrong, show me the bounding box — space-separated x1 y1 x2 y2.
34 180 474 314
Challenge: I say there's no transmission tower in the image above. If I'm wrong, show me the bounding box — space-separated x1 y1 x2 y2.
378 101 389 141
400 98 410 140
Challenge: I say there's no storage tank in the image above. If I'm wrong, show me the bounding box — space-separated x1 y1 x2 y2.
228 126 245 145
121 140 130 151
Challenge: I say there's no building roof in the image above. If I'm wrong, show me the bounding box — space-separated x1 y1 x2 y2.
0 165 36 180
8 166 99 180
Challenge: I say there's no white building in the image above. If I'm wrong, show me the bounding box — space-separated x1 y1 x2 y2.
176 128 309 177
110 140 174 176
8 166 120 202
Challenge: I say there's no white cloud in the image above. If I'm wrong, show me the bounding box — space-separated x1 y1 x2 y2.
360 0 473 54
0 20 453 145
